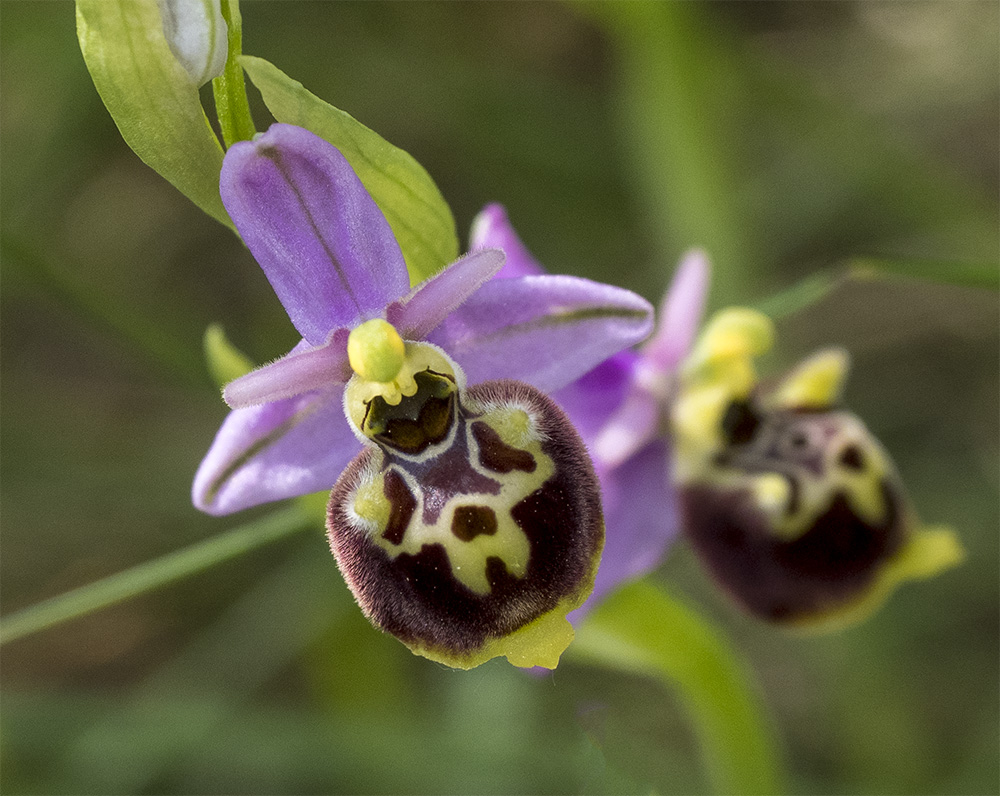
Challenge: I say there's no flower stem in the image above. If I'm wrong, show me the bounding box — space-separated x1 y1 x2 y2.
753 268 843 320
212 0 256 147
0 506 312 645
570 580 783 796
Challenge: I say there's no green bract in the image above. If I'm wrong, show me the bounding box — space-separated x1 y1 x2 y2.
241 56 459 284
75 0 231 228
203 323 255 389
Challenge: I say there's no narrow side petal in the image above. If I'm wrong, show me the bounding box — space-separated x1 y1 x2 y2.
192 386 359 515
427 275 653 393
645 249 711 370
221 124 409 344
223 331 351 408
571 439 677 618
469 204 546 279
386 249 505 341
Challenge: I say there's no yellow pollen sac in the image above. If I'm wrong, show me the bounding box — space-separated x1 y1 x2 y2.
682 308 774 401
348 319 406 384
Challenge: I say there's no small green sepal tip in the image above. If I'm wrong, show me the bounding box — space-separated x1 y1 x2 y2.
203 322 255 388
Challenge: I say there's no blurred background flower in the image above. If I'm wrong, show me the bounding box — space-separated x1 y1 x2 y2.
2 2 996 794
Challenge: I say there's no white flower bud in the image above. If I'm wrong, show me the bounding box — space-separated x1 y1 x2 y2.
158 0 228 87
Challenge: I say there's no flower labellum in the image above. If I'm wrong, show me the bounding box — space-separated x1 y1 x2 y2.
672 308 964 629
193 125 653 668
330 330 603 669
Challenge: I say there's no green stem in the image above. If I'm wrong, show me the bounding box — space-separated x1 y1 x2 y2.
0 506 312 645
752 268 843 320
583 1 757 308
571 580 783 795
212 0 256 146
751 254 998 323
848 256 999 291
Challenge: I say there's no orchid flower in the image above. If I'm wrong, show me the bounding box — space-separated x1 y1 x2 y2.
470 204 709 611
672 308 964 629
192 124 654 669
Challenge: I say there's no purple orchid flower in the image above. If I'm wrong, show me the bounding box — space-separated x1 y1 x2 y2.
470 204 710 611
191 125 658 669
192 126 653 517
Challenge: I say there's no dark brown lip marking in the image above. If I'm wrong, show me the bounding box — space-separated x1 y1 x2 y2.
471 421 536 474
451 505 499 542
382 468 417 545
680 479 903 622
838 444 866 471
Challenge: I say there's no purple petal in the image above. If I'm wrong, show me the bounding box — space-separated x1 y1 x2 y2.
550 351 638 445
644 249 711 371
469 204 545 279
590 387 660 471
386 249 505 341
221 124 409 345
192 386 360 515
224 331 352 408
427 275 653 392
570 439 678 619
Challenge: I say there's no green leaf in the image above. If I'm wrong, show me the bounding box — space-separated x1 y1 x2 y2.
76 0 233 229
240 55 459 285
571 580 783 796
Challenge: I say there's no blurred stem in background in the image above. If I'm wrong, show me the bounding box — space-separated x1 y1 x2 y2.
581 1 997 306
1 234 207 385
0 506 313 645
573 581 782 796
582 1 757 308
44 543 343 794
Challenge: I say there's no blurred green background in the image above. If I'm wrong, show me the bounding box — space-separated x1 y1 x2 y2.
1 1 997 793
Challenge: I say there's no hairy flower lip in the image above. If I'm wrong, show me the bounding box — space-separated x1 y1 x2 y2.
193 127 655 515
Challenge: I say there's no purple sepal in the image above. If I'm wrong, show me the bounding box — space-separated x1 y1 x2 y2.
591 387 660 471
220 124 409 345
469 203 545 279
550 351 638 444
570 438 677 619
644 249 710 370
